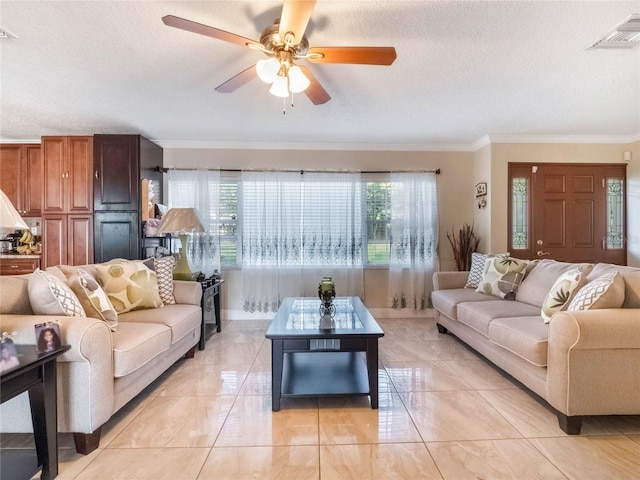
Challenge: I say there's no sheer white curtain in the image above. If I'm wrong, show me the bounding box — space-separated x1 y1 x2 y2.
167 169 220 277
241 171 302 312
240 171 363 312
389 172 439 310
300 172 363 298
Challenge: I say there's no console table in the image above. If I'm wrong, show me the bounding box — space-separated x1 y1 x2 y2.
199 278 224 350
1 344 70 480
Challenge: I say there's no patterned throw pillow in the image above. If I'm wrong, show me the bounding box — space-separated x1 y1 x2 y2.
68 269 118 331
143 256 176 305
95 259 163 314
541 268 586 323
476 256 530 300
568 272 625 311
465 253 509 289
28 268 86 317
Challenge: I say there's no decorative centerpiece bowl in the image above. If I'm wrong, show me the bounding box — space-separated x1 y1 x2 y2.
318 276 336 330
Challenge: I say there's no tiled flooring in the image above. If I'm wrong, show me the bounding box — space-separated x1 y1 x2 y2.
5 317 640 479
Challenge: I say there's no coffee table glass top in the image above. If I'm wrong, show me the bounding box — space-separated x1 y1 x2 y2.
266 296 383 338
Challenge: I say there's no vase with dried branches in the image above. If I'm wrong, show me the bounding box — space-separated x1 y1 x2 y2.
447 224 480 271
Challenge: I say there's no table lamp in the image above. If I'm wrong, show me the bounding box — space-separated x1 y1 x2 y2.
157 208 205 280
0 188 29 229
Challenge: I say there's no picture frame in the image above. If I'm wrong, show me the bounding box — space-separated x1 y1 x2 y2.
475 182 487 197
1 338 20 373
35 322 62 354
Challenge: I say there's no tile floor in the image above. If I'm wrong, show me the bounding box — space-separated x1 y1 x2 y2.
4 317 640 479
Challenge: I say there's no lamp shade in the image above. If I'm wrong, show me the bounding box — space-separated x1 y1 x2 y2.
256 58 280 83
269 74 290 97
288 65 310 93
157 208 205 235
0 188 28 229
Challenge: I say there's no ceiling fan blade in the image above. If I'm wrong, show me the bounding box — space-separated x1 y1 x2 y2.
215 65 257 93
278 0 316 45
299 66 330 105
307 47 397 65
162 15 259 48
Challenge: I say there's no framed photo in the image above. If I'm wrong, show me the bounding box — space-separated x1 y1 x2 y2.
1 338 20 373
475 182 487 197
35 322 62 354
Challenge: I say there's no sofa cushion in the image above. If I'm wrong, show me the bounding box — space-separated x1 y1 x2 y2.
588 264 640 308
476 256 530 299
144 256 176 305
489 316 548 367
568 272 625 311
111 322 171 378
67 269 118 331
0 275 33 315
457 300 542 337
431 288 496 320
96 259 163 314
541 268 588 323
119 304 201 345
517 260 594 308
28 269 86 317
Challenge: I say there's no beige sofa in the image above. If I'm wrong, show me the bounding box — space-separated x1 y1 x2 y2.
432 259 640 434
0 267 202 454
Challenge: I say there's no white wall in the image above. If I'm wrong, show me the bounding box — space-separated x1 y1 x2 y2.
473 144 492 252
162 148 476 309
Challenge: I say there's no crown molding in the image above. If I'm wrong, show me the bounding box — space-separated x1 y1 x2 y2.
485 133 640 145
0 138 41 144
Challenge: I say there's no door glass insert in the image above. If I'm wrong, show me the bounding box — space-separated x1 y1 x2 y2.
512 177 528 249
606 178 624 249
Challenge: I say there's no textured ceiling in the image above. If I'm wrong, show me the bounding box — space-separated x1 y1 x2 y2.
1 0 639 149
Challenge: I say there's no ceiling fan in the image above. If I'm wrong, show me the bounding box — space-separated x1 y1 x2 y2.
162 0 397 106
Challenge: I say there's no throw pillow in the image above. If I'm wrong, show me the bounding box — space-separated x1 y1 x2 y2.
465 252 509 289
143 256 176 305
476 256 530 300
28 269 86 317
541 268 586 323
95 259 163 314
568 272 625 311
67 269 118 331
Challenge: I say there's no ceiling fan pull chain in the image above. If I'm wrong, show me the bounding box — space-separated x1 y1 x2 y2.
291 92 295 109
282 96 286 115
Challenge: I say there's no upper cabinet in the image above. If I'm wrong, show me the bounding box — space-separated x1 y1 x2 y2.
42 136 93 214
93 135 140 211
0 144 42 217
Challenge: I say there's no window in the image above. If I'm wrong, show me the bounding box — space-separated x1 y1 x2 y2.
606 178 624 249
218 180 238 265
365 180 391 264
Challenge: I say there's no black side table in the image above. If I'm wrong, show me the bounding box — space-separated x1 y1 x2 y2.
1 344 70 480
199 279 224 350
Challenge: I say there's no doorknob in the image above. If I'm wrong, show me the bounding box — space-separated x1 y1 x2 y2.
536 250 550 257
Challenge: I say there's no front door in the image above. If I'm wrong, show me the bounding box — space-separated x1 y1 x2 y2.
509 163 626 265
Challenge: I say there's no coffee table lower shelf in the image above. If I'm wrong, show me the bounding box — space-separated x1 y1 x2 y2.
281 351 370 397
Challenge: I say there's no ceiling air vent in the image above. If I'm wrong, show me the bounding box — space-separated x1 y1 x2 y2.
589 14 640 49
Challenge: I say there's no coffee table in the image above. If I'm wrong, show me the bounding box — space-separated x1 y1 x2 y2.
266 296 384 412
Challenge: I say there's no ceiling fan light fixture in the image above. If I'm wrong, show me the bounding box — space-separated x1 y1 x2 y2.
269 74 289 97
288 65 310 93
256 57 280 83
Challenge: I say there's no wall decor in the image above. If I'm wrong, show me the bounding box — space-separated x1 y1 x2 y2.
475 182 487 197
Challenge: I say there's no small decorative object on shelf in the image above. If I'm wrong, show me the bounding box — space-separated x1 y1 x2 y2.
1 331 19 373
318 276 336 330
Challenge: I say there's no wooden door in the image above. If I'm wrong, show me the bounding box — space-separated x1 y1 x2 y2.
67 137 93 213
94 211 140 262
42 215 67 268
509 163 626 265
0 145 22 214
42 137 67 213
68 215 93 265
23 145 42 216
93 135 139 211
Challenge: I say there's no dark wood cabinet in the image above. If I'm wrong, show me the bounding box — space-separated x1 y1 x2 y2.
0 257 40 275
42 214 93 268
42 136 93 214
0 144 42 217
94 212 139 262
92 135 162 263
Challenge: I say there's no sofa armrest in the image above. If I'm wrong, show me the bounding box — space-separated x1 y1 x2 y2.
432 271 469 290
0 314 115 433
546 309 640 416
173 280 203 306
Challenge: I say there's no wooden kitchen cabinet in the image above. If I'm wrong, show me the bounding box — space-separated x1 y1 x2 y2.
42 214 93 268
42 136 93 214
0 257 40 275
0 144 42 216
